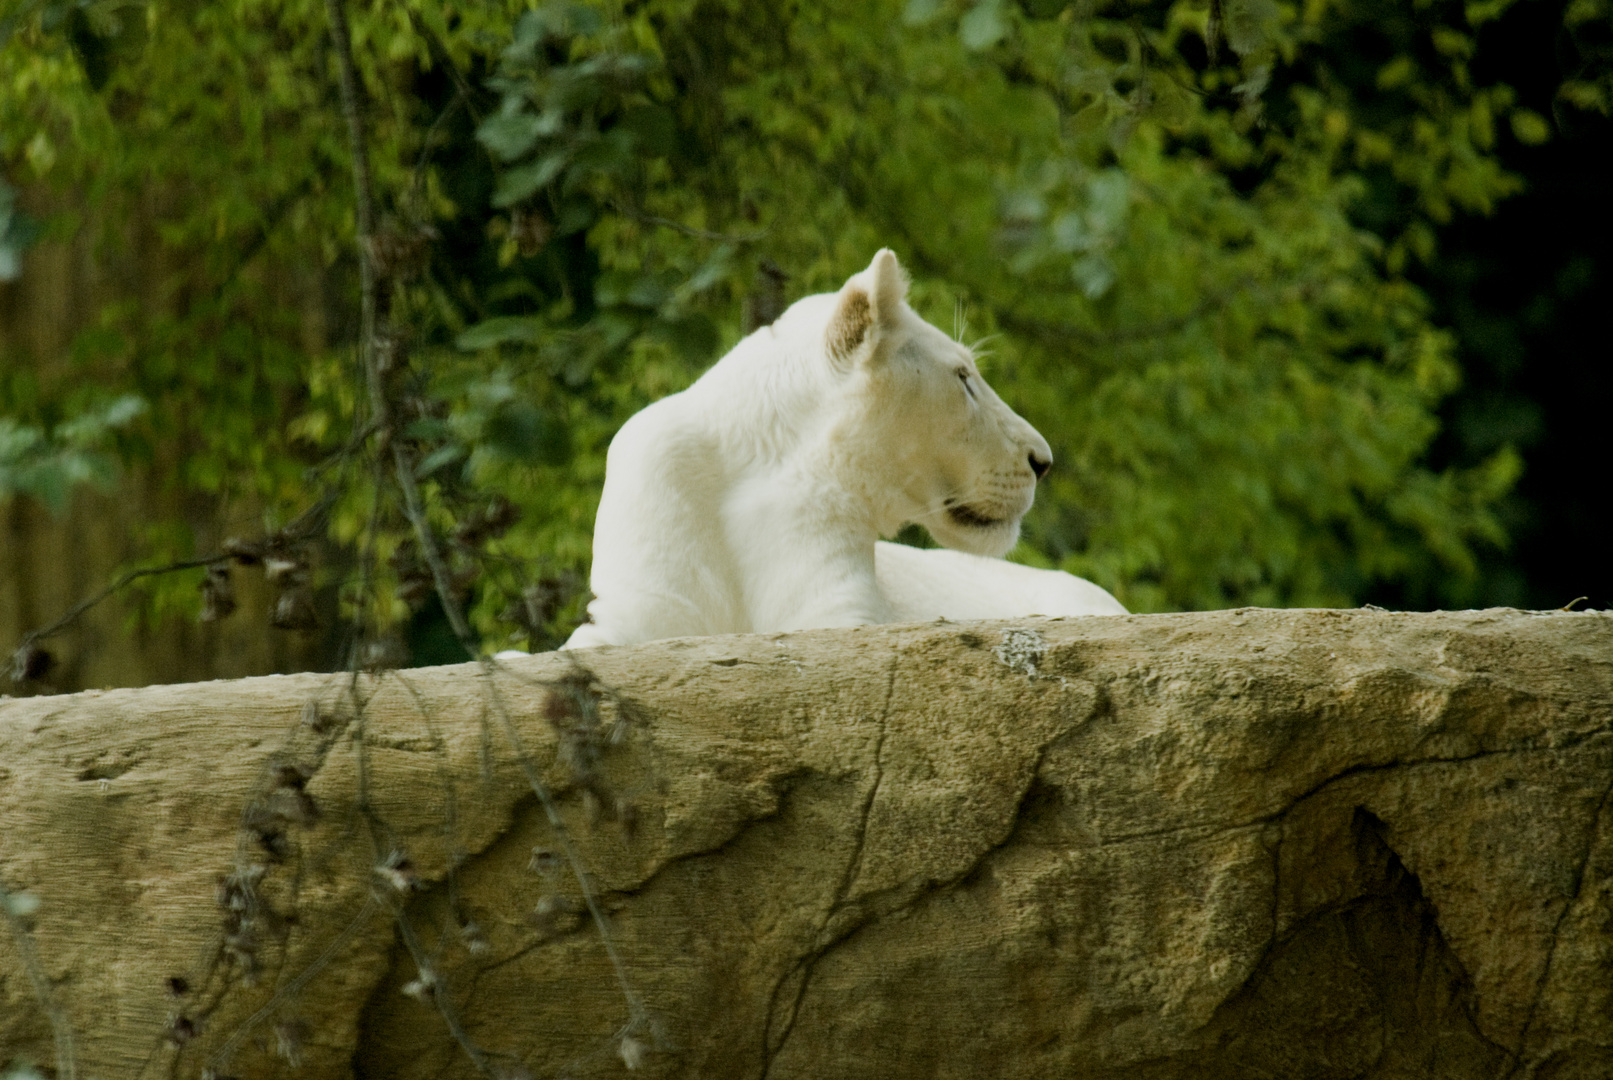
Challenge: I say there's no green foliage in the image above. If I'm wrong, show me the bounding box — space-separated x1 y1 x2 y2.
0 393 145 512
0 0 1562 654
1557 0 1613 114
0 173 38 279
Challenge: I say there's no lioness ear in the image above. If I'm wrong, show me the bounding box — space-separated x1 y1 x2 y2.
825 248 908 368
826 285 873 367
867 248 907 329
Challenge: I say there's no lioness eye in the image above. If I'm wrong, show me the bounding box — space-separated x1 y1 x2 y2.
958 369 977 399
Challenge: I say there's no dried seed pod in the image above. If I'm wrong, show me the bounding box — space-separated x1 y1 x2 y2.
300 699 334 733
285 790 320 826
376 850 419 893
271 585 319 631
541 690 575 722
253 788 319 828
459 919 491 957
395 573 433 607
274 1017 310 1067
372 328 408 375
223 921 259 962
242 802 282 834
619 1034 647 1071
271 761 314 792
482 495 520 537
528 847 561 878
262 555 303 584
215 864 265 913
166 975 190 997
360 636 409 672
222 536 264 565
401 966 437 1000
521 577 571 627
10 643 53 683
528 894 583 937
742 259 790 333
510 208 552 257
616 796 638 841
449 563 480 593
165 1014 198 1047
581 787 603 827
364 224 436 281
254 827 290 862
199 564 238 622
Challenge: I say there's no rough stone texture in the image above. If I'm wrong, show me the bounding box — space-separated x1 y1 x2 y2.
1 608 1610 1080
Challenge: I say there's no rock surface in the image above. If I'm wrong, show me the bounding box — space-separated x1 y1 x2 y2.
1 608 1611 1080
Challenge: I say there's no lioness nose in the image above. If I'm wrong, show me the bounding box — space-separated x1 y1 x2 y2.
1029 453 1051 480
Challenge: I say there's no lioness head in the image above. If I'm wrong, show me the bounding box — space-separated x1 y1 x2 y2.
803 249 1053 558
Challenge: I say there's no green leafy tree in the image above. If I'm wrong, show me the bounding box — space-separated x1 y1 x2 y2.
0 0 1557 676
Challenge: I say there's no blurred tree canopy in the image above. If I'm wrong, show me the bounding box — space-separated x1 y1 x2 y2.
0 0 1602 667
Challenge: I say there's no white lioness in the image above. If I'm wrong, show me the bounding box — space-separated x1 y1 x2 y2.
563 249 1125 649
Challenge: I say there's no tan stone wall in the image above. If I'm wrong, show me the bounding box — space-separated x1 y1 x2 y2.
2 609 1610 1079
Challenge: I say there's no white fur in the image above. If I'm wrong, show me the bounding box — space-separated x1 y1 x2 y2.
563 249 1125 650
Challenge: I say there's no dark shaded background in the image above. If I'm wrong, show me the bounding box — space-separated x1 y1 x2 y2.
1409 0 1611 611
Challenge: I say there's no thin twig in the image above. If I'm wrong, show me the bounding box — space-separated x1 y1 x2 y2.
407 87 467 208
407 12 483 123
15 556 223 651
323 0 647 1061
610 199 770 244
997 294 1220 348
484 672 648 1022
12 489 335 670
0 885 77 1080
324 0 379 417
201 896 381 1074
388 899 499 1077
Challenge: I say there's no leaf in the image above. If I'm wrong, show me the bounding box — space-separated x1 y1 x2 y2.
476 108 544 163
681 244 735 296
595 270 674 310
1086 170 1130 233
655 314 720 362
959 0 1008 51
566 130 636 184
403 418 452 442
414 443 467 479
903 0 943 25
0 176 40 283
509 2 603 52
620 104 676 157
455 317 545 351
1052 212 1090 253
484 403 571 465
1510 109 1551 145
492 152 570 208
1072 253 1116 299
100 393 148 427
555 198 597 236
1223 0 1278 57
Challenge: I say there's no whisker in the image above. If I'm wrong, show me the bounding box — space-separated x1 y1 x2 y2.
901 483 1010 531
966 333 1002 359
